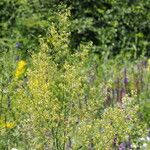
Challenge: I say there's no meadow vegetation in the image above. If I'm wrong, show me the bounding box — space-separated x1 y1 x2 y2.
0 1 150 150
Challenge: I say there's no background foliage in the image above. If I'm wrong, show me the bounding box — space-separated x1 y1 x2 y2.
0 0 150 57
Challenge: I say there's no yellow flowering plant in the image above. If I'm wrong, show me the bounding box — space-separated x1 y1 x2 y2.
13 36 147 150
15 60 27 78
0 122 15 129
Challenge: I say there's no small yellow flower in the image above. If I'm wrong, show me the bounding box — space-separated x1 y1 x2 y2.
5 122 15 129
18 60 27 68
15 60 27 78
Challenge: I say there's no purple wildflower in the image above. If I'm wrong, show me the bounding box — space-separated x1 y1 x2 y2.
120 88 126 100
16 42 22 48
124 77 129 85
119 142 126 150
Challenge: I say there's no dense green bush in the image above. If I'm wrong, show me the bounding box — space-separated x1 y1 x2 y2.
0 0 66 56
63 0 150 57
1 0 150 57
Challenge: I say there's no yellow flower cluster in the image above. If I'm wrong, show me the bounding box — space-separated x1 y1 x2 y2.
5 122 15 129
15 60 27 78
0 122 15 129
